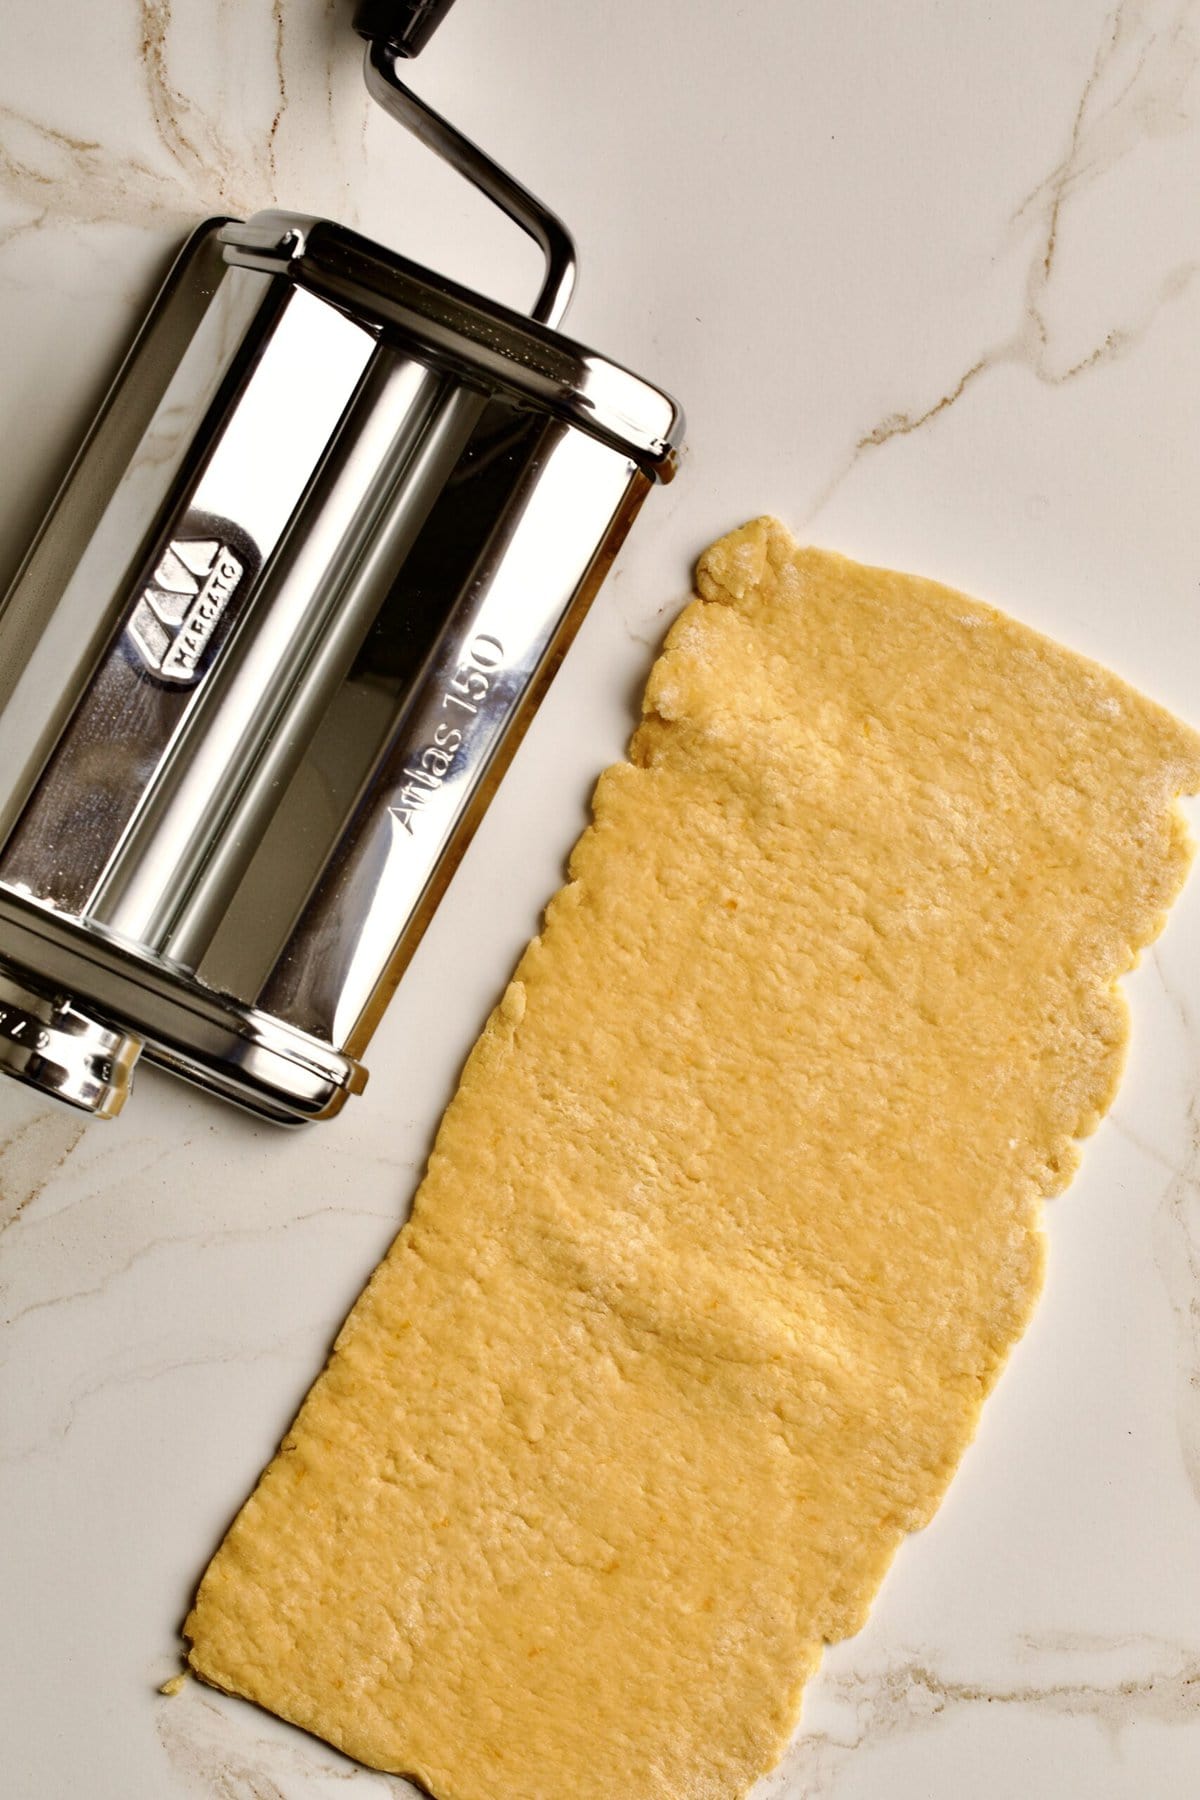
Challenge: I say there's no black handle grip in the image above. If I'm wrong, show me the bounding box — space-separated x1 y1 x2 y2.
353 0 459 57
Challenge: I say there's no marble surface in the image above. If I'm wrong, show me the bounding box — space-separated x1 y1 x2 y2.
1 1 1199 1795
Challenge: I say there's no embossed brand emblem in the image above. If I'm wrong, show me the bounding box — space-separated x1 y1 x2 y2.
127 538 244 684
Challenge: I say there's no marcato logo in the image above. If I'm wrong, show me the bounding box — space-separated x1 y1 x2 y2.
127 537 244 683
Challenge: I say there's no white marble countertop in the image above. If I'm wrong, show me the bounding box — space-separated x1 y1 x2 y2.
2 2 1199 1795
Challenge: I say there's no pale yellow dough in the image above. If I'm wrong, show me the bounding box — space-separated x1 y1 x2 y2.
186 521 1200 1799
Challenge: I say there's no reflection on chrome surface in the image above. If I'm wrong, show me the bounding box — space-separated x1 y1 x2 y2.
0 213 679 1122
0 6 681 1121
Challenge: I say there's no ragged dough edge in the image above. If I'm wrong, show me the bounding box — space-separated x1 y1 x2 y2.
685 514 1200 1181
428 520 1200 1768
671 520 1200 1772
657 512 1200 1184
185 518 1200 1798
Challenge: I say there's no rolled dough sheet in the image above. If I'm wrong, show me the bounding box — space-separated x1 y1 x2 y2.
186 520 1200 1799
